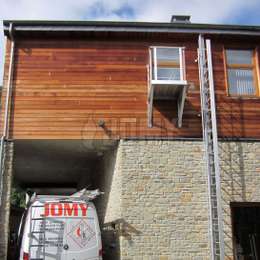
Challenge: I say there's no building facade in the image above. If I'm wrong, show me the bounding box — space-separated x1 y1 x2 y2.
1 18 260 259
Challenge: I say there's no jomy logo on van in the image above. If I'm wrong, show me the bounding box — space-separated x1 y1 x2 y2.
44 203 88 217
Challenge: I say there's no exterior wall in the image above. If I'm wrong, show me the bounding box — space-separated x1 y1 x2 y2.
2 38 201 139
95 145 122 260
3 37 260 140
118 140 211 259
219 142 260 259
0 141 14 260
2 38 202 139
108 140 260 260
211 40 260 138
0 136 259 259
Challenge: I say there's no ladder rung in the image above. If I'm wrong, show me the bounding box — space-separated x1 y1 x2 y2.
31 218 45 220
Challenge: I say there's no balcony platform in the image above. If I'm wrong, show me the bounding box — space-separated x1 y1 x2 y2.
148 81 188 128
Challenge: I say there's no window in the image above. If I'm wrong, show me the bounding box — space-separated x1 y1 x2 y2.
225 49 259 96
148 46 188 128
150 47 186 83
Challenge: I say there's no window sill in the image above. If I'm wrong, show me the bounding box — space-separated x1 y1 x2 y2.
227 95 260 100
151 80 187 85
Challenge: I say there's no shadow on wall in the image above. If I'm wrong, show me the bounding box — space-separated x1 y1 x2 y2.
152 97 202 134
102 219 142 256
94 147 120 260
91 146 141 260
219 141 246 258
215 92 247 258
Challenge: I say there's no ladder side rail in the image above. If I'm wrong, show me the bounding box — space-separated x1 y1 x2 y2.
42 204 46 260
206 39 225 260
198 34 215 260
28 206 33 258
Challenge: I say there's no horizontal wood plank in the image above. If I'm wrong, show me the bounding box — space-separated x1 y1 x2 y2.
1 38 260 139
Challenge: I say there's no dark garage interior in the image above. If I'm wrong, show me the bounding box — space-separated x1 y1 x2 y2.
232 203 260 260
8 140 118 260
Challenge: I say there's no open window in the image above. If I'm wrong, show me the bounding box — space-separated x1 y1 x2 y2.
225 49 259 96
148 47 188 128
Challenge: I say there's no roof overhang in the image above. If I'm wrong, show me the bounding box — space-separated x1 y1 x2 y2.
3 20 260 38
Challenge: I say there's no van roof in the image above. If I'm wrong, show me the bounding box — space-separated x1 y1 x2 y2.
31 195 93 204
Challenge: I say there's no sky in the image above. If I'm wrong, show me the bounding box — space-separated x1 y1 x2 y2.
1 0 260 84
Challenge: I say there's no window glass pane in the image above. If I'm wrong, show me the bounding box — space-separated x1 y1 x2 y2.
151 47 183 81
157 67 180 80
228 68 255 95
226 50 253 65
157 48 179 63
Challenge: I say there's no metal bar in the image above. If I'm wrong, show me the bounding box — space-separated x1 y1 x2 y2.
198 34 215 260
151 80 187 85
150 46 182 49
43 205 46 260
182 48 186 81
179 48 183 81
3 24 15 137
206 39 225 260
148 84 154 128
148 47 156 127
198 33 225 260
0 23 15 204
153 48 157 80
147 49 153 128
29 206 33 258
149 48 152 85
177 85 187 128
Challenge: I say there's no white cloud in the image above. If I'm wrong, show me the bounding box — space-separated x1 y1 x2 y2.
132 0 259 23
0 0 260 84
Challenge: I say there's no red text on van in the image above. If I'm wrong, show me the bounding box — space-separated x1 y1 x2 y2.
44 203 88 217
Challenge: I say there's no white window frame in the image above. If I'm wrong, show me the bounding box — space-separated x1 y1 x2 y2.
150 46 187 85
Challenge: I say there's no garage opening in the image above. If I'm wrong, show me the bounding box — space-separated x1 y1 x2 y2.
232 203 260 260
8 140 119 260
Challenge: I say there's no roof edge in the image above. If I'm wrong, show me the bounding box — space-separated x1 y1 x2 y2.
3 20 260 37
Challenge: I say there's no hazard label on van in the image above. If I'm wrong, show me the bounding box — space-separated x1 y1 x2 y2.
44 203 88 217
67 220 95 248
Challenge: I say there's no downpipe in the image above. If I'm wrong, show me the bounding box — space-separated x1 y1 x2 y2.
0 23 15 204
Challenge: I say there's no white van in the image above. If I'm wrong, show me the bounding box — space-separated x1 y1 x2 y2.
18 190 103 260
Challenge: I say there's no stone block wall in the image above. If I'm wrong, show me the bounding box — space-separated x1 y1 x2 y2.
1 139 259 260
0 141 14 260
219 142 260 259
118 140 210 260
100 140 260 260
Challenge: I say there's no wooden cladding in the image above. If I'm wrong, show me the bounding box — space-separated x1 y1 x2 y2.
2 38 260 139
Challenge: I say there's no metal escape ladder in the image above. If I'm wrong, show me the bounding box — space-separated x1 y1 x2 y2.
29 204 47 260
198 35 225 260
